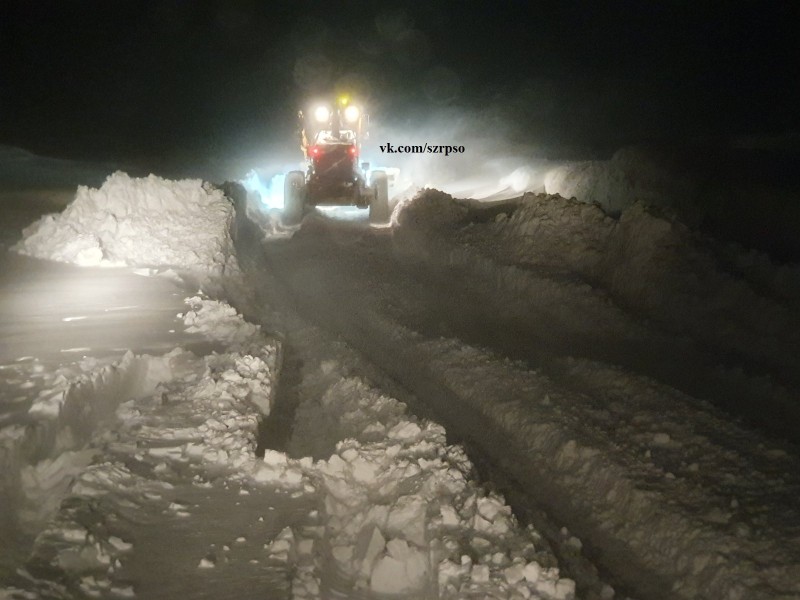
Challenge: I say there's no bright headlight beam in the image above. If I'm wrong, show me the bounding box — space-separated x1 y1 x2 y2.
314 106 330 123
344 105 360 123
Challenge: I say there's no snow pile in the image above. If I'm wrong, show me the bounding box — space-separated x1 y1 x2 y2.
4 349 195 533
311 425 571 599
489 193 800 367
26 349 190 423
487 193 614 273
111 295 278 472
181 295 261 347
542 144 800 260
391 188 469 230
543 146 697 218
267 371 575 599
5 295 281 596
395 189 800 375
13 172 238 274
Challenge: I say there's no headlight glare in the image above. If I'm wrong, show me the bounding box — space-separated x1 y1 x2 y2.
314 106 330 123
344 105 360 123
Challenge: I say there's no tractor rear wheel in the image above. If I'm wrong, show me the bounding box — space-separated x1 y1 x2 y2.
369 170 389 224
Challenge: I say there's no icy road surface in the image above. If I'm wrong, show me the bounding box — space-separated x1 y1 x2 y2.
238 197 800 600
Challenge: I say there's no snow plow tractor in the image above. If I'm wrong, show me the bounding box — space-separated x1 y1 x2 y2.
283 96 390 225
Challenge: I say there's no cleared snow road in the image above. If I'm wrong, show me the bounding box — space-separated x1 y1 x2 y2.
238 199 800 600
4 169 799 599
3 175 581 600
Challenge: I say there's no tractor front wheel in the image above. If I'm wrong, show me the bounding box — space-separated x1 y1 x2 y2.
283 171 306 225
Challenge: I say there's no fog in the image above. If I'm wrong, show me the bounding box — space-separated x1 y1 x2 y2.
236 100 566 212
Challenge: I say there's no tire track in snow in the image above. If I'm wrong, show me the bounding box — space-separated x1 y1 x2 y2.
245 217 619 600
250 211 800 599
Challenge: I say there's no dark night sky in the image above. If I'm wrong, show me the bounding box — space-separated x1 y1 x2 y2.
1 0 798 166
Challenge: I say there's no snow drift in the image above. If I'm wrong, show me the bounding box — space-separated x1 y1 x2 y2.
394 189 800 384
544 143 800 261
388 188 800 599
0 145 110 190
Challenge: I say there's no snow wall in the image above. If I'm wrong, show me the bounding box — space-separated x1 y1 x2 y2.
13 172 239 275
543 143 800 262
390 188 800 599
2 173 256 554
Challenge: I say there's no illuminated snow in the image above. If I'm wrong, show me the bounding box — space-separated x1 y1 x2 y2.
13 172 238 275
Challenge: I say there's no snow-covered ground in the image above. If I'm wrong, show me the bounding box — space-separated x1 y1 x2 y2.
3 145 800 600
543 143 800 262
1 165 579 599
0 145 112 192
386 190 800 599
232 185 800 599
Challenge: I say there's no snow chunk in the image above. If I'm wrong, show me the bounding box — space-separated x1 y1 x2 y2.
354 525 385 577
370 542 429 595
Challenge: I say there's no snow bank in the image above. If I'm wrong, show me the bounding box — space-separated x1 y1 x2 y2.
543 144 800 260
262 371 575 600
395 189 800 382
7 295 280 596
413 335 800 600
13 172 238 275
2 349 195 533
490 193 800 371
390 188 800 598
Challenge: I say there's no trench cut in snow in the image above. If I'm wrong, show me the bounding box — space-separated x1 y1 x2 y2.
2 173 580 600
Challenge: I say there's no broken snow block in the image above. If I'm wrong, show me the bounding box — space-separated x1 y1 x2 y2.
504 563 525 585
387 497 427 546
439 504 460 527
370 545 429 596
437 559 462 588
354 525 386 578
523 561 541 583
387 421 422 442
268 526 295 561
471 563 490 583
350 457 379 483
263 449 289 466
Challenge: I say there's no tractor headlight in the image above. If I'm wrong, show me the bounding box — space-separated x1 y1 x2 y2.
314 105 330 123
344 105 360 123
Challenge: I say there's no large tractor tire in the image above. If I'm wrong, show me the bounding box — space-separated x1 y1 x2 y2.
283 171 306 225
369 170 390 224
